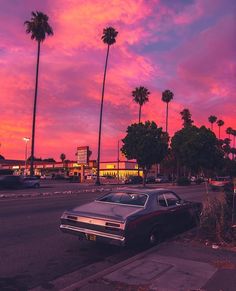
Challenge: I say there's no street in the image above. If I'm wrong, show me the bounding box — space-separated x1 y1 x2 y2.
0 183 209 290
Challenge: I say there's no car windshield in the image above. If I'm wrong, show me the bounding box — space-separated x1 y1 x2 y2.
97 192 147 206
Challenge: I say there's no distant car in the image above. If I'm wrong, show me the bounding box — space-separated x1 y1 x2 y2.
60 188 202 246
209 176 231 191
0 175 24 189
124 176 143 184
0 175 40 189
23 176 40 188
155 175 169 183
146 176 156 184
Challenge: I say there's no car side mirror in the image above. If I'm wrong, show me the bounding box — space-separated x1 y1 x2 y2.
176 200 183 206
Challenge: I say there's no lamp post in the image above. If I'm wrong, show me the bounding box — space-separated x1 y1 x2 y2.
23 137 30 175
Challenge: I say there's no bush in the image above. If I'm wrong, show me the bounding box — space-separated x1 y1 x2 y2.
198 194 236 243
177 177 191 186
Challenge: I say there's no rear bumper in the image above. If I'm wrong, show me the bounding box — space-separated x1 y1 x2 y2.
60 224 126 246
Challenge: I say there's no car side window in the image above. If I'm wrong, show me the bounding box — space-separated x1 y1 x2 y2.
163 192 179 206
157 194 168 207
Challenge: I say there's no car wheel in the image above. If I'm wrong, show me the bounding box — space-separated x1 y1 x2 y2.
34 183 40 188
147 227 161 246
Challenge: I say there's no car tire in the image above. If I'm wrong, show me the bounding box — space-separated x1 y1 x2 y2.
34 183 40 188
147 227 161 246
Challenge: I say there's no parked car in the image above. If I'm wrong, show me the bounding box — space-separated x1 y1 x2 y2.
0 175 24 189
0 175 40 189
23 176 40 188
145 176 156 184
209 176 231 191
155 175 169 183
124 175 143 184
60 188 202 246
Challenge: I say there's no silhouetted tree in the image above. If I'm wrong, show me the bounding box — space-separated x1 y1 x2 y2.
217 119 224 139
180 108 193 128
162 89 174 133
96 27 118 186
208 115 217 131
121 121 168 186
132 86 150 123
25 11 53 176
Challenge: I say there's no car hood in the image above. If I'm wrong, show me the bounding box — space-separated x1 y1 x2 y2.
66 201 143 222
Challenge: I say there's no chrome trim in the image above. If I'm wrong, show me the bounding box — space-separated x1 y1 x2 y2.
60 224 125 241
63 214 126 230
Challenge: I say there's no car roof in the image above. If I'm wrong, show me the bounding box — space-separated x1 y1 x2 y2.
114 187 171 196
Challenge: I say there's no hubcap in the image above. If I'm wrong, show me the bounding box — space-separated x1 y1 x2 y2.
149 233 156 245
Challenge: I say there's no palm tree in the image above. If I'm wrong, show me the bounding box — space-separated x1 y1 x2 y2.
96 27 118 186
217 119 224 139
132 86 150 123
232 129 236 159
25 11 53 176
60 153 66 163
162 89 174 133
208 115 217 131
226 127 233 140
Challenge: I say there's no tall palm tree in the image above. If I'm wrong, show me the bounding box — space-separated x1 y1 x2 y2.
226 127 233 140
208 115 217 131
132 86 150 123
232 129 236 159
96 27 118 186
162 89 174 133
25 11 53 176
217 119 224 139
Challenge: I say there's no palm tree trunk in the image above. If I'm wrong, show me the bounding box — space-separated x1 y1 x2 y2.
30 40 40 176
138 105 141 123
219 126 220 139
166 102 169 133
211 123 213 131
96 44 110 185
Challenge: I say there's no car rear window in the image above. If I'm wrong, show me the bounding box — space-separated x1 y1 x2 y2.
98 192 147 206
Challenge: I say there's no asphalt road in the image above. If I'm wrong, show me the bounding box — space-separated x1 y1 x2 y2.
0 184 209 290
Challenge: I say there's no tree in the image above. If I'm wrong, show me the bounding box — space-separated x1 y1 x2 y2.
232 129 236 159
132 86 150 123
0 154 5 160
226 127 233 140
121 121 168 186
60 153 66 163
217 119 224 139
25 11 53 176
162 89 174 133
171 125 224 177
96 27 118 186
180 108 193 128
208 115 217 131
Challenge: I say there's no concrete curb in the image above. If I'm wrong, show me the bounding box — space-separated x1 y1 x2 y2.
0 187 114 200
60 244 160 291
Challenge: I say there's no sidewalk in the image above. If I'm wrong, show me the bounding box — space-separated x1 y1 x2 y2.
60 241 236 291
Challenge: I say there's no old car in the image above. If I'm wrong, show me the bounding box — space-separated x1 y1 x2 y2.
124 175 143 184
23 176 40 188
60 188 202 246
0 175 40 189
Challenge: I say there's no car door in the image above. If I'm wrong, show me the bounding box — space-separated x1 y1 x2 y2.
158 192 187 233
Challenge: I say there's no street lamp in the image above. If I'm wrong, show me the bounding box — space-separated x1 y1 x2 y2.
23 137 30 176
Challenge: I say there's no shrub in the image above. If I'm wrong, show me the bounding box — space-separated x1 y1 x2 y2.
198 194 236 243
177 176 191 186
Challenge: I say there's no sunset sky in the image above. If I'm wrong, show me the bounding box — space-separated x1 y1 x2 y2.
0 0 235 162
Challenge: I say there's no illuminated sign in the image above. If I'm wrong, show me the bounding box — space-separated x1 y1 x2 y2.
77 146 89 165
